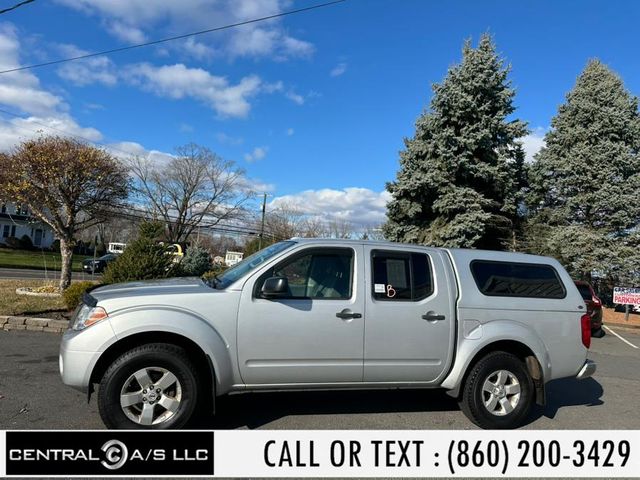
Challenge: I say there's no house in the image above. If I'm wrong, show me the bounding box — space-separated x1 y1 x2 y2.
225 251 244 267
0 202 54 249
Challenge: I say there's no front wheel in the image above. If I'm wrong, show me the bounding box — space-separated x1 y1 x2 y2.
98 343 199 429
459 351 534 429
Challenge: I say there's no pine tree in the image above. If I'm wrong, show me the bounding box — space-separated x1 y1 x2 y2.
527 60 640 283
383 34 527 249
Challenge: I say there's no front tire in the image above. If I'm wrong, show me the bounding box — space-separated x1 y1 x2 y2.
459 351 534 429
98 343 199 429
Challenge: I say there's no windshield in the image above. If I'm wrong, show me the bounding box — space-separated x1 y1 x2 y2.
212 241 296 289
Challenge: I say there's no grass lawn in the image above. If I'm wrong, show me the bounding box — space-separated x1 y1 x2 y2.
0 248 91 272
0 280 67 316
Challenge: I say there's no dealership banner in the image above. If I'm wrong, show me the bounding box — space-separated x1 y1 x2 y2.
1 430 639 477
613 286 640 306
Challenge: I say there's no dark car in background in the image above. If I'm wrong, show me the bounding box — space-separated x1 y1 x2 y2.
82 253 118 274
574 280 604 337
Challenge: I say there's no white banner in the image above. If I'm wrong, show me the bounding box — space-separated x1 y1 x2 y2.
0 429 639 477
613 286 640 306
213 430 639 478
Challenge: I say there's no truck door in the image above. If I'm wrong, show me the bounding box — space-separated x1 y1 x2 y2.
363 246 455 383
237 245 365 385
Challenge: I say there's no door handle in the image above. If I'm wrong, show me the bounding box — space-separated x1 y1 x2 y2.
336 309 362 320
422 313 446 321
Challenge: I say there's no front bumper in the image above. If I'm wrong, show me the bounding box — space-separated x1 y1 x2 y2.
59 329 103 392
576 359 597 380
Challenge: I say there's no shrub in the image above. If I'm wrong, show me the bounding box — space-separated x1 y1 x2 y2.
4 236 20 249
50 239 60 252
102 222 176 284
180 246 212 277
63 281 96 310
202 265 227 282
19 234 33 250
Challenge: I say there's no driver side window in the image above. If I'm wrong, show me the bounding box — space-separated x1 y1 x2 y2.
269 248 354 299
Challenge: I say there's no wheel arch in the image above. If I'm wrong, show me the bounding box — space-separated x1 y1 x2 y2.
443 333 548 405
89 331 217 410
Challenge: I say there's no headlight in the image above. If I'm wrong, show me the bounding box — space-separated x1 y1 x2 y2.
72 304 108 331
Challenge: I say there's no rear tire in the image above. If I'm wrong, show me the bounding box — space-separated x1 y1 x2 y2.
98 343 199 429
592 327 605 338
459 351 534 429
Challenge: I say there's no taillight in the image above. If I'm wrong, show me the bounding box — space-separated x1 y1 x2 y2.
581 313 591 348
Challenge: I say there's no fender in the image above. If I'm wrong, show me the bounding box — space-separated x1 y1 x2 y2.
441 319 551 395
106 306 236 394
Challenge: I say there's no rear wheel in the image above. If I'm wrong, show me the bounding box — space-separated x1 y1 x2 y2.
459 351 534 429
98 343 199 429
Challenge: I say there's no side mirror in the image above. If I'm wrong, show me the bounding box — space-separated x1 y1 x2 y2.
261 276 289 298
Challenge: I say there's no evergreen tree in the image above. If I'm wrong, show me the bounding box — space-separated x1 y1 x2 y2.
383 34 527 249
180 246 213 277
527 60 640 283
102 221 177 284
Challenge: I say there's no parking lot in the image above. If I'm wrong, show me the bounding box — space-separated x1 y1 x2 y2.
1 327 639 430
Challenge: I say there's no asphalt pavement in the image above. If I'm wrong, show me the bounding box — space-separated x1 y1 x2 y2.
0 327 639 430
0 267 100 281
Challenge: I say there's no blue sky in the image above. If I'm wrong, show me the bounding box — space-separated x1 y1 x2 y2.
1 0 639 228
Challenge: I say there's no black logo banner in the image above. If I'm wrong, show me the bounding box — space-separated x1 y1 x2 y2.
6 431 214 476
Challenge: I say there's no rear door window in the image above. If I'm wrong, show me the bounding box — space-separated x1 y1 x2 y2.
371 251 433 301
471 260 566 299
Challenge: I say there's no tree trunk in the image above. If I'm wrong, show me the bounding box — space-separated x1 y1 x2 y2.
59 237 74 291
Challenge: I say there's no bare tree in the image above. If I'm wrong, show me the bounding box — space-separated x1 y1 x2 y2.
0 136 129 290
327 218 354 239
263 203 306 240
300 216 328 238
130 143 250 243
358 224 387 241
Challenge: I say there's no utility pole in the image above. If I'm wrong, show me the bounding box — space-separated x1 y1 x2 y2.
258 192 267 250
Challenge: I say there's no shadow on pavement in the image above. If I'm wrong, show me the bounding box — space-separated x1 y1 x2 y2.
196 388 459 430
529 377 604 423
194 377 605 429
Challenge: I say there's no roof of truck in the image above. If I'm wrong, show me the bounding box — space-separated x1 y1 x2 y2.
287 237 557 264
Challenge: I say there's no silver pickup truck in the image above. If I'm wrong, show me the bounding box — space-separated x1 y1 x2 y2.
59 238 596 429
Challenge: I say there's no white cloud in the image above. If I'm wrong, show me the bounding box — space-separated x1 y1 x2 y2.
106 21 147 44
123 63 264 118
286 127 294 136
179 123 194 133
0 24 64 116
0 23 177 173
0 25 108 150
0 115 103 151
215 131 244 146
244 146 268 162
108 141 175 166
330 62 347 77
54 0 315 61
238 176 276 193
281 36 314 57
285 90 305 105
521 127 547 163
180 37 216 60
55 44 118 86
271 188 391 227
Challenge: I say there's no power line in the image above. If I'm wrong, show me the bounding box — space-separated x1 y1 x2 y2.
0 0 35 15
0 0 346 75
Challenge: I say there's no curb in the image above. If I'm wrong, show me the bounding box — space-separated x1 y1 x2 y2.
604 321 640 331
0 315 69 334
